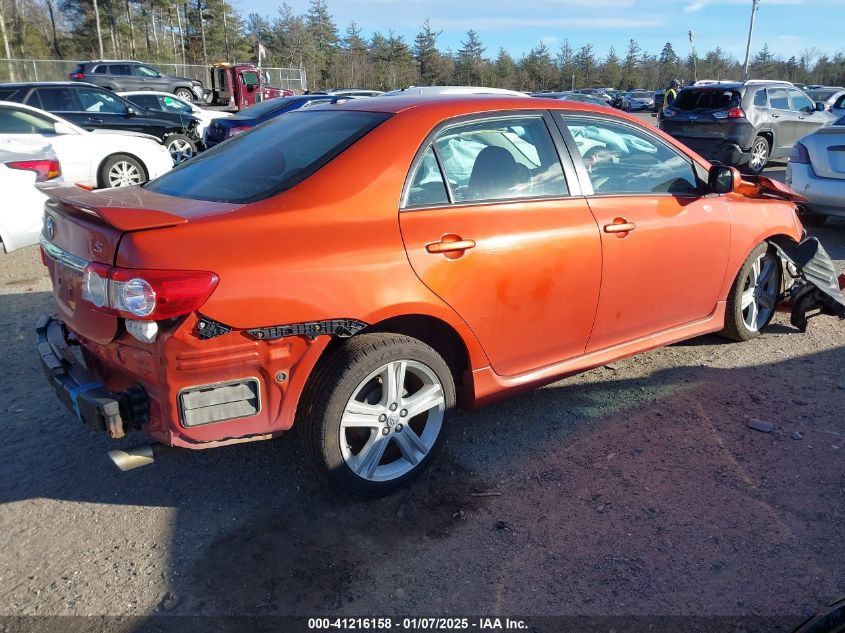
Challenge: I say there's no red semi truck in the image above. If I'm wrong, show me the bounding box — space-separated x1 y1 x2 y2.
206 63 294 111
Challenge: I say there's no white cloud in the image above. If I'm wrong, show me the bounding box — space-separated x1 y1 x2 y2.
431 17 664 30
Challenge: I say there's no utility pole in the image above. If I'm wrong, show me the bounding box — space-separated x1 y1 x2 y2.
743 0 760 81
689 30 697 83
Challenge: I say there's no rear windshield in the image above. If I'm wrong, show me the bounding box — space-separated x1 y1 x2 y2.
673 89 741 111
630 92 651 99
145 110 390 203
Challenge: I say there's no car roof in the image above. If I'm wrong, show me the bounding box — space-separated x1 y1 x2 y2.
1 81 94 88
320 94 633 118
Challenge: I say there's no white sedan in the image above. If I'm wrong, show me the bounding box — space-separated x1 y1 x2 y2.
118 91 232 139
0 101 173 189
0 141 62 252
786 117 845 225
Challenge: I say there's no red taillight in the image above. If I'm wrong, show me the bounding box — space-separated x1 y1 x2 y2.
727 107 745 119
71 72 85 80
789 141 811 164
227 126 252 138
6 159 61 182
82 264 218 321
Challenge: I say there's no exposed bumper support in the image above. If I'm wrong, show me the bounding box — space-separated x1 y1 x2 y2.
36 315 148 439
772 237 845 332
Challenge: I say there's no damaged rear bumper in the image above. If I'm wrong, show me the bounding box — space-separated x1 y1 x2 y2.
773 237 845 332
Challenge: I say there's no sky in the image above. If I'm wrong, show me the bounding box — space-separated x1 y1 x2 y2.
233 0 843 63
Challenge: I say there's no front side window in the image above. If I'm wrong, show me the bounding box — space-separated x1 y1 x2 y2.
0 108 57 134
768 88 790 110
77 88 128 114
405 146 449 208
240 71 260 86
432 115 568 203
559 115 698 196
135 65 161 78
145 110 390 203
835 95 845 110
158 95 192 113
789 89 815 113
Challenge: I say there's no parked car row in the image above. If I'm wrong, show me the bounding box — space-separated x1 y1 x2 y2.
32 92 845 496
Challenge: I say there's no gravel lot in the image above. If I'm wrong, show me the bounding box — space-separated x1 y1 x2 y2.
0 172 843 628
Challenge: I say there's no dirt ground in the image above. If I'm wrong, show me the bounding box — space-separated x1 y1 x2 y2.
0 192 843 627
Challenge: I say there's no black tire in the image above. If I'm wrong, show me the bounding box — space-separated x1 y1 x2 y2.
163 133 197 165
742 135 770 175
297 333 456 497
719 242 782 342
174 87 194 102
98 154 147 189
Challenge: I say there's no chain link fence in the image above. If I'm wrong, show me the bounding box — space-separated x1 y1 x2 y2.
0 59 307 93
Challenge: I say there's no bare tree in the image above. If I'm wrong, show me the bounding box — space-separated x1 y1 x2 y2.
0 0 15 80
44 0 62 57
91 0 104 58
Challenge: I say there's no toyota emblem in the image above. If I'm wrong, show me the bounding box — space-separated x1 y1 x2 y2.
46 216 55 240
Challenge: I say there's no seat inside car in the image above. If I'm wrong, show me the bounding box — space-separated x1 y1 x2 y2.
467 146 527 200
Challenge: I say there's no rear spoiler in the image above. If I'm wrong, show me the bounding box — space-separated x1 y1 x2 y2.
43 185 187 232
735 175 809 204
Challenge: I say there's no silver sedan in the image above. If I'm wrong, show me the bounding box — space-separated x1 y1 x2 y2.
786 117 845 225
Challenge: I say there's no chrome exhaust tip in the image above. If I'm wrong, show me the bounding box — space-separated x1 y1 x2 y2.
108 444 156 471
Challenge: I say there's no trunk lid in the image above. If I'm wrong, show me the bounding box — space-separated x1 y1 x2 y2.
802 124 845 180
40 185 240 344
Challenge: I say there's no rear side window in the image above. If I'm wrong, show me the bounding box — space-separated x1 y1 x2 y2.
145 110 391 203
768 88 790 110
109 64 133 76
0 87 22 101
405 146 450 208
432 115 568 203
673 89 740 111
93 65 107 74
33 87 78 111
125 94 159 110
753 89 768 107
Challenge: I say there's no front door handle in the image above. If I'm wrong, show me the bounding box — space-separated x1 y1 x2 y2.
88 117 103 123
426 238 476 254
603 218 637 234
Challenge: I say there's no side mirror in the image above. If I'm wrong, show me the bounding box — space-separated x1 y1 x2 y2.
126 106 137 116
53 121 76 135
709 164 740 194
815 101 827 112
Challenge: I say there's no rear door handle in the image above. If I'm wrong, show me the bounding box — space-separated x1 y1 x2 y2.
426 239 476 254
603 220 637 234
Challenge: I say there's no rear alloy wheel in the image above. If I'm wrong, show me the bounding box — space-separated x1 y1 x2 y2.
720 242 782 341
100 154 147 188
174 88 194 102
745 136 770 175
164 133 197 165
298 333 455 496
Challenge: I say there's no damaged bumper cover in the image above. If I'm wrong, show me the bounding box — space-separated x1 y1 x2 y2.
773 237 845 332
36 315 148 439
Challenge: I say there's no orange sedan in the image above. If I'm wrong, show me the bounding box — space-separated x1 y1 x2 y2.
36 96 845 495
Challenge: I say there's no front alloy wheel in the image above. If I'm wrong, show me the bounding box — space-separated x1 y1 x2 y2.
165 134 197 165
298 333 455 496
720 242 782 341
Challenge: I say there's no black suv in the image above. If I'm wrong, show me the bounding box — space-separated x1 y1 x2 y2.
70 60 204 103
0 82 201 163
661 80 830 174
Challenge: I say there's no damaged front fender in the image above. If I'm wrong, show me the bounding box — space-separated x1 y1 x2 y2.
770 236 845 332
